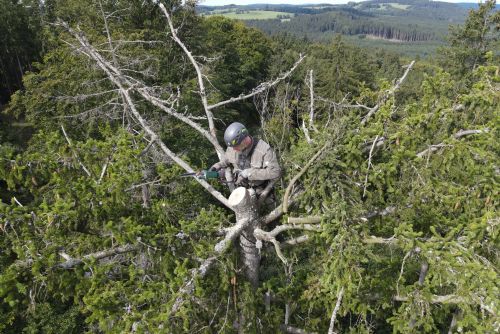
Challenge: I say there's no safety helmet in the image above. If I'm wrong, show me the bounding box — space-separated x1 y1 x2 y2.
224 122 249 147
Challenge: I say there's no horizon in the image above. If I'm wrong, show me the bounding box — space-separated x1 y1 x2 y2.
200 0 481 6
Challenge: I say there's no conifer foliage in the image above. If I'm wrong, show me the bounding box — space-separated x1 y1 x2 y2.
0 1 498 333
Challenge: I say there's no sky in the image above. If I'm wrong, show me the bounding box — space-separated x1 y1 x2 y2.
200 0 477 5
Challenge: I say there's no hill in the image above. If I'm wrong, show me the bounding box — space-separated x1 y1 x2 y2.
198 0 486 57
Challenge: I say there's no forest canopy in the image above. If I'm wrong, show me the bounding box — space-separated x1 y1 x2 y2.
0 0 498 333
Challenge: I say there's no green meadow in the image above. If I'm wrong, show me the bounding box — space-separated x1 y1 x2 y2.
205 10 292 20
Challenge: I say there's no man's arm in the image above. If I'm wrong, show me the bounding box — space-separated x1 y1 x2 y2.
210 158 229 171
210 149 231 171
246 146 281 181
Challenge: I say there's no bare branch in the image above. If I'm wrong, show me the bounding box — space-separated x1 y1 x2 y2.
15 244 138 270
417 128 490 158
362 236 398 245
60 21 231 208
361 61 415 125
362 136 386 153
13 197 24 207
99 0 118 67
171 257 217 314
98 158 109 184
62 23 225 156
288 216 322 224
54 89 119 103
135 90 225 156
61 125 92 177
453 129 490 138
139 138 155 156
328 287 345 334
169 237 238 316
448 309 460 334
363 134 379 198
302 119 312 144
255 224 321 240
308 69 316 130
271 238 288 264
262 189 304 225
58 244 138 269
283 142 329 213
158 3 217 139
396 249 413 296
208 55 306 111
125 179 161 192
214 218 251 253
286 204 397 226
254 223 320 264
393 294 495 315
262 205 285 226
283 235 310 247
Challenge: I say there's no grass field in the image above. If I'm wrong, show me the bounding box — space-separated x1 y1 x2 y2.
354 2 410 11
205 10 292 20
386 3 411 10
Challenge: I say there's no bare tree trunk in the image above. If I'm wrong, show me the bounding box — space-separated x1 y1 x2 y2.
240 226 260 288
229 187 260 288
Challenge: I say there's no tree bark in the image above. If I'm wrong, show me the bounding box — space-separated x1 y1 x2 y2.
229 187 260 288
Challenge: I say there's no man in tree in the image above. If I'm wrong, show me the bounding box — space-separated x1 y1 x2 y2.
210 122 281 199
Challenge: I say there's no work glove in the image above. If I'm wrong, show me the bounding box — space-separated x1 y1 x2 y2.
235 169 250 186
239 169 250 178
209 163 221 172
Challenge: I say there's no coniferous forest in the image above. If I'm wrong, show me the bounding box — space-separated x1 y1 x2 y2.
0 0 499 333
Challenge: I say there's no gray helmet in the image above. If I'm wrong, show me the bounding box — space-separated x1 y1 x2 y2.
224 122 249 147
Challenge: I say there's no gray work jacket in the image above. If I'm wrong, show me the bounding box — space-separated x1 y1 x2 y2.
215 138 281 187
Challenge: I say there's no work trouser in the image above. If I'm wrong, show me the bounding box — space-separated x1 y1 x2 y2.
253 185 277 211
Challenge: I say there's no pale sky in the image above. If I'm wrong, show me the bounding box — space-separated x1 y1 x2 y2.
200 0 477 5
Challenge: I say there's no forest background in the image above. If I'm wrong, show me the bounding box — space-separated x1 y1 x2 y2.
0 0 498 333
199 0 500 57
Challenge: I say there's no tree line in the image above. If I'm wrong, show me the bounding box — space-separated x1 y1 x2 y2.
246 10 444 43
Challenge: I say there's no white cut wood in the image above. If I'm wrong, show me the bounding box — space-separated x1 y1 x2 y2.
228 187 251 209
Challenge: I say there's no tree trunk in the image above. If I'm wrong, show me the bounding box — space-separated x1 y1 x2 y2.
229 187 261 288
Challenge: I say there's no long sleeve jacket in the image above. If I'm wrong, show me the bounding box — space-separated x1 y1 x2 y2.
215 138 281 187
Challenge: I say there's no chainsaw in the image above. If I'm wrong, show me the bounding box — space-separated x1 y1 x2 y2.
180 169 226 181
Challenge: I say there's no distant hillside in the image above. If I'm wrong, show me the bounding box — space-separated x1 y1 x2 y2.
457 2 500 10
198 0 483 56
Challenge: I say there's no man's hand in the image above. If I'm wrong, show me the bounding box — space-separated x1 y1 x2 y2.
235 169 250 186
239 169 250 178
209 163 220 172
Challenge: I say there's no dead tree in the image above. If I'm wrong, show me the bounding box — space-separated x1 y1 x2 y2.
56 2 306 315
